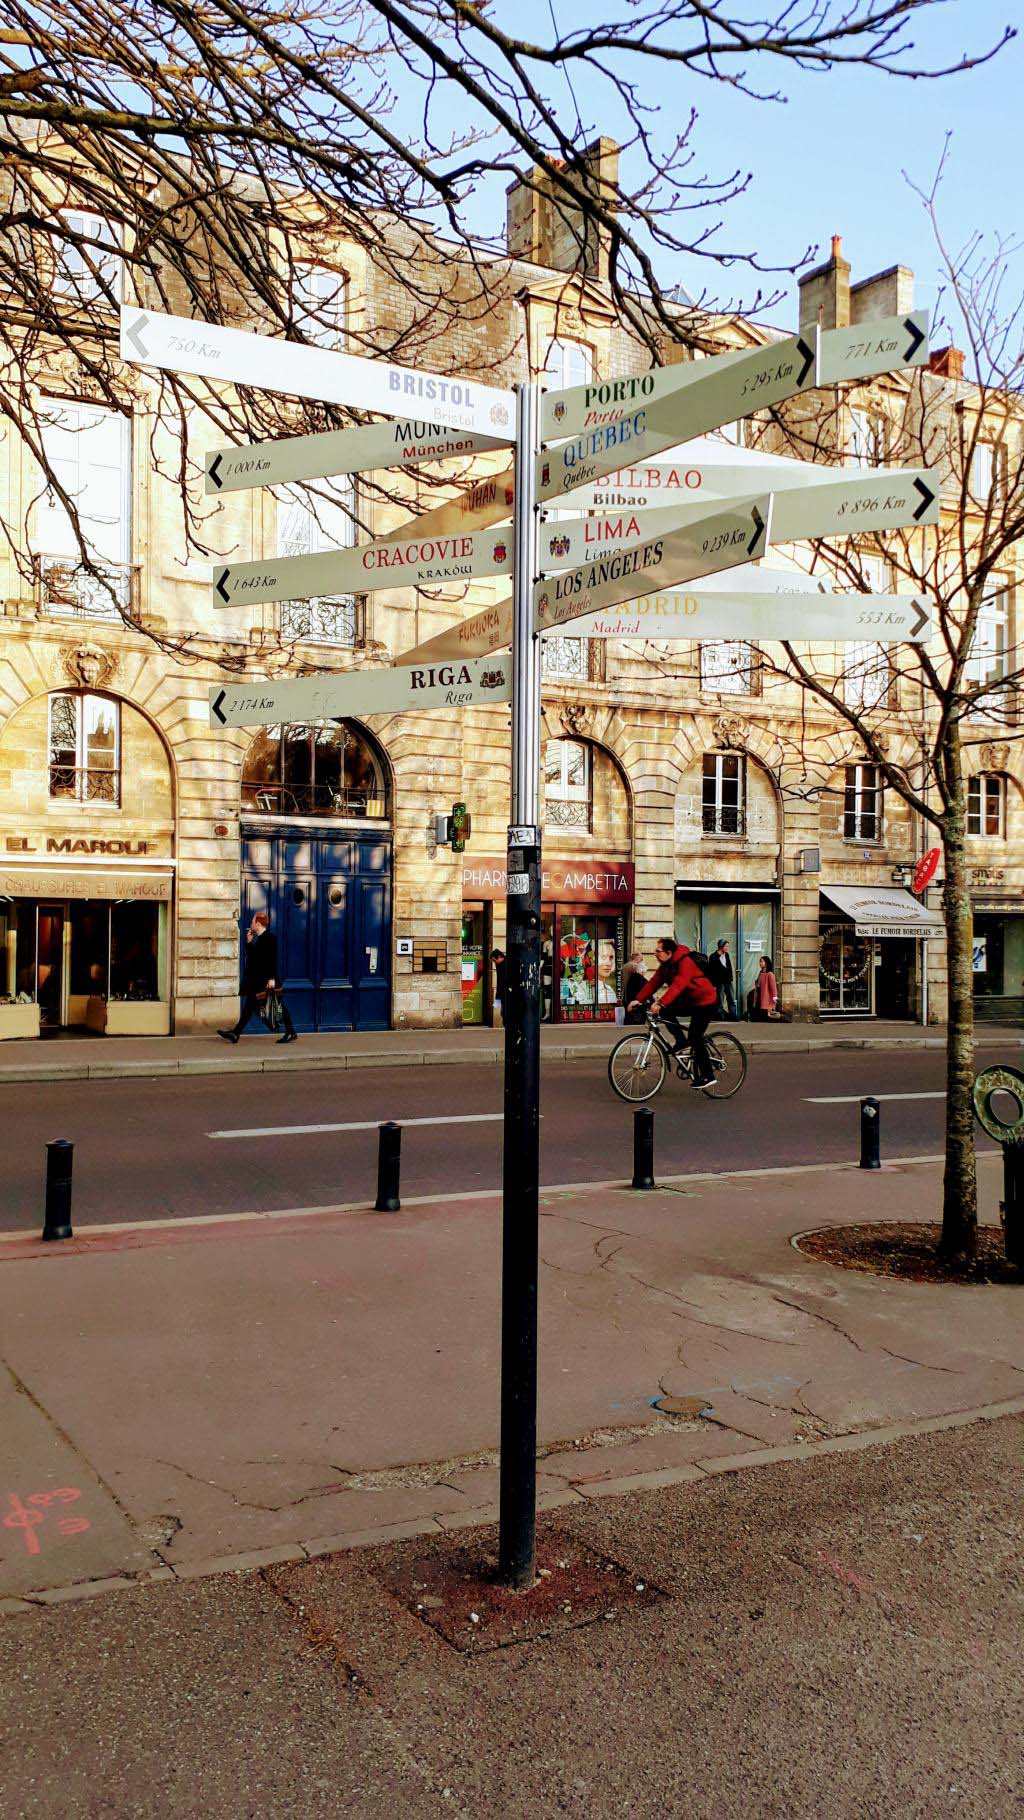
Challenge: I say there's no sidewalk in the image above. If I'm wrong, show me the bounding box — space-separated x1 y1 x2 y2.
1 1018 1020 1084
0 1151 1018 1606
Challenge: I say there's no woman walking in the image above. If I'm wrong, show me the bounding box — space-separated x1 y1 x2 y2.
751 953 779 1021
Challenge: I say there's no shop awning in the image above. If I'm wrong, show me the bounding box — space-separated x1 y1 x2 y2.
820 883 943 939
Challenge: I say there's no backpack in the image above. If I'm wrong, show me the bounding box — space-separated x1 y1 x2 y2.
689 951 722 985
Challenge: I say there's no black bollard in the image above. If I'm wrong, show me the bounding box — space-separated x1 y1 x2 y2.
632 1106 655 1191
374 1121 402 1212
859 1097 881 1170
42 1139 74 1241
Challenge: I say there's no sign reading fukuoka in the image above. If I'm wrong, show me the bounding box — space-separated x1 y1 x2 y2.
537 312 930 498
534 497 772 633
398 596 514 667
120 306 514 440
205 419 507 494
213 525 512 608
209 652 512 728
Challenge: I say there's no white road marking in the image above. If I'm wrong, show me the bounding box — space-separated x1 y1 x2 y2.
208 1112 506 1140
804 1091 945 1104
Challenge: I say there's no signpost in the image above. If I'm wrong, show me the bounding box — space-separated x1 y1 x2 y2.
534 498 772 633
212 523 512 608
208 651 512 728
120 305 514 440
205 419 508 494
538 311 930 500
117 286 936 1594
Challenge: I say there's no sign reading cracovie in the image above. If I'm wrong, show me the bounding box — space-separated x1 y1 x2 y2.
213 525 513 608
121 306 514 440
209 652 512 728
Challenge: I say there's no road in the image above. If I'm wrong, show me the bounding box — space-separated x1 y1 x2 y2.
1 1047 998 1232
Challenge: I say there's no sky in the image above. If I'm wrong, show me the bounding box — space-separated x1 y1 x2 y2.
476 0 1020 338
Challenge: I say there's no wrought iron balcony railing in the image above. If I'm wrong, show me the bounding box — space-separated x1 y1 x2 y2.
39 554 134 622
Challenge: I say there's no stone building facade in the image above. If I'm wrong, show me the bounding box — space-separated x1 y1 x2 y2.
0 154 1020 1038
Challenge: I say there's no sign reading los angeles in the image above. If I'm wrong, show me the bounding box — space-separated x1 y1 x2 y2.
534 497 772 633
121 306 514 440
209 652 512 728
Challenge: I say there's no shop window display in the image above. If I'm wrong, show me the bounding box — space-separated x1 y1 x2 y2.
557 914 623 1022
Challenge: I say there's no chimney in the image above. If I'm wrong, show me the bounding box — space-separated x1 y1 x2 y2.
850 263 915 325
798 235 851 333
506 137 619 280
928 345 965 381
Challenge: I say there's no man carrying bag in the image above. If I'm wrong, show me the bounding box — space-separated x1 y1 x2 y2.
219 910 298 1045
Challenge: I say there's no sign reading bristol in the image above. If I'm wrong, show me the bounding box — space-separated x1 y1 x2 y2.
121 306 514 440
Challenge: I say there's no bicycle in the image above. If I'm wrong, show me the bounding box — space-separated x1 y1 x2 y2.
608 1010 747 1103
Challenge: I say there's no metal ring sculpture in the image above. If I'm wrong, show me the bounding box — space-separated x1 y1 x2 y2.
972 1064 1024 1144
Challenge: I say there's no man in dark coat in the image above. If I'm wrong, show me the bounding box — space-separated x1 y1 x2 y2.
712 937 737 1019
634 935 717 1088
219 910 297 1044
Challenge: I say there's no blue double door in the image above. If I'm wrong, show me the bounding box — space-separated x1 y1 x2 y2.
240 829 392 1031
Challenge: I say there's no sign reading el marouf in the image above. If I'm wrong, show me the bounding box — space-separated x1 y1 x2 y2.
0 867 173 901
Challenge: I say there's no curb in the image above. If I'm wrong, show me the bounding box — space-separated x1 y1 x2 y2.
4 1395 1023 1616
0 1031 1020 1087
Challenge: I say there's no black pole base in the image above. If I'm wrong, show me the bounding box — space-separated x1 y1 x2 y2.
631 1106 655 1191
374 1122 402 1212
859 1097 881 1170
42 1138 74 1241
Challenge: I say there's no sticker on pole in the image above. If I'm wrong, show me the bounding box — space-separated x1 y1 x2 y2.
507 872 530 895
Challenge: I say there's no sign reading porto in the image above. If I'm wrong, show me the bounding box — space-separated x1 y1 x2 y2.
213 525 512 608
120 305 514 440
209 652 512 728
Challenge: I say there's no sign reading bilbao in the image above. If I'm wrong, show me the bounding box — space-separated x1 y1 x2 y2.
464 858 635 905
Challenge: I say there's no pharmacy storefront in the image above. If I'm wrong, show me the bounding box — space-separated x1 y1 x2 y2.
462 857 635 1025
818 883 942 1019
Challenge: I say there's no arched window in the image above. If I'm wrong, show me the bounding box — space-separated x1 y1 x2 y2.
48 691 119 803
968 773 1007 839
544 737 591 830
241 720 389 819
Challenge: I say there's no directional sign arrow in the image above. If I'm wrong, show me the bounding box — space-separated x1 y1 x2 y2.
796 337 815 386
203 418 507 496
904 316 926 363
747 505 766 556
559 587 932 646
208 652 512 729
120 305 515 441
534 496 775 634
912 477 936 520
212 522 512 609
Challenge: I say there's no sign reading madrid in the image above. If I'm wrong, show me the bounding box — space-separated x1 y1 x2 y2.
121 306 514 440
209 653 512 728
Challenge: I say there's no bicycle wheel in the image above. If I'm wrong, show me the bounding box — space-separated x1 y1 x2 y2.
608 1031 668 1102
702 1030 747 1100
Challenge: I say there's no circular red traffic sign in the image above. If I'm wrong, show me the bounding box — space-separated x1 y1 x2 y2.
912 847 940 895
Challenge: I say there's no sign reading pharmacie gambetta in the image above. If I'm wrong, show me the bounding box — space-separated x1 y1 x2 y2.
464 857 635 906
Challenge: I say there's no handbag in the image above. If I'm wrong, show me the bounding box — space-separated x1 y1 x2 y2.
259 988 284 1033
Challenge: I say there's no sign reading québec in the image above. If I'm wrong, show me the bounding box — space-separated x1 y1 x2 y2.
209 653 512 728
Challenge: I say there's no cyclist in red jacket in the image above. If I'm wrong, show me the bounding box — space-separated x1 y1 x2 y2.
634 935 718 1089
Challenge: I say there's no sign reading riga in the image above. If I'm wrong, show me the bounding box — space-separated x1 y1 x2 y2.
209 653 512 728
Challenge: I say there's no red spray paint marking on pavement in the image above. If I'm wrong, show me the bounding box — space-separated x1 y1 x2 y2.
3 1487 90 1556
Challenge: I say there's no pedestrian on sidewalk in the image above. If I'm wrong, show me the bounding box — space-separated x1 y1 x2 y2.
491 948 506 1026
622 949 648 1025
219 910 298 1045
711 938 737 1020
750 953 779 1021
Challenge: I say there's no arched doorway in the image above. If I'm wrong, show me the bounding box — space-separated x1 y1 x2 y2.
240 720 392 1031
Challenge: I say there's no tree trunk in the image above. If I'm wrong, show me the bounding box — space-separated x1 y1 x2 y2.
939 738 978 1261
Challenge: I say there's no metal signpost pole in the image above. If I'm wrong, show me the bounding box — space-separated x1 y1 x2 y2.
499 379 542 1588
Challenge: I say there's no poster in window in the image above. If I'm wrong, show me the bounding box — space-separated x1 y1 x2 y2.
973 936 988 974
